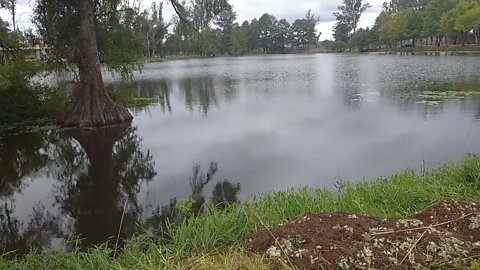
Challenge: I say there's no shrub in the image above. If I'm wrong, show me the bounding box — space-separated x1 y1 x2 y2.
0 58 66 127
461 154 480 184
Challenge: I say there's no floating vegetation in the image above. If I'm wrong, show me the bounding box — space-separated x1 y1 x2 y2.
417 81 480 106
0 118 59 136
349 94 367 102
128 97 160 108
416 100 441 106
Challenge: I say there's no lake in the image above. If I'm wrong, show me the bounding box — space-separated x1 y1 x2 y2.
1 54 480 253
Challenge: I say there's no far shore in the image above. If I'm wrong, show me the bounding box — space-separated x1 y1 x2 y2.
139 45 480 64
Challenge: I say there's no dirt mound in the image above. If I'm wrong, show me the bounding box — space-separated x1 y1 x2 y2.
247 201 480 269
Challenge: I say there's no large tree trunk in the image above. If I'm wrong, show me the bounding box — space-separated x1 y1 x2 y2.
57 0 133 127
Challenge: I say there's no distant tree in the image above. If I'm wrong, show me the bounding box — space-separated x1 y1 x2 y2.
387 0 428 13
141 2 169 57
275 18 292 50
440 0 478 45
393 8 424 46
191 0 231 31
229 26 247 56
257 13 278 53
454 2 480 44
372 11 396 47
0 0 16 32
246 18 261 52
351 27 374 51
333 23 351 44
333 0 372 42
291 10 320 48
422 0 458 45
198 27 217 56
215 4 237 54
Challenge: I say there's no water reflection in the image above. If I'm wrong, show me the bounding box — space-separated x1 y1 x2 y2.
52 125 156 249
126 75 238 116
144 162 241 238
0 126 156 252
333 57 362 111
0 133 49 197
0 201 59 254
0 132 60 253
126 57 480 121
132 80 172 113
0 126 241 253
180 77 218 115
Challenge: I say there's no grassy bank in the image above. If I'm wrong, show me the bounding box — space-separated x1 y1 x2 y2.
376 45 480 54
2 155 480 269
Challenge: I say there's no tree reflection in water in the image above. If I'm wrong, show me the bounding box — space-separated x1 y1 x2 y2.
0 126 242 253
144 162 241 240
0 125 157 253
0 132 50 197
0 131 59 254
52 125 156 250
0 201 59 254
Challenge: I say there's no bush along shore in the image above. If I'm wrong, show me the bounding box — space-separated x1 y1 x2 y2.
1 155 480 269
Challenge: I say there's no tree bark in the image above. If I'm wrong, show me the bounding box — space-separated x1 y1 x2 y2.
57 0 133 128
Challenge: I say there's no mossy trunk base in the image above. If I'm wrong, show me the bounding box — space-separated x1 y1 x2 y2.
57 86 132 128
56 0 133 128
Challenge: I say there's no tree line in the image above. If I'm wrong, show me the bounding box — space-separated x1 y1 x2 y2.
329 0 480 52
126 0 321 57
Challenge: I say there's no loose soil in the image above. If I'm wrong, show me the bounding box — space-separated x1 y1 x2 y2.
247 200 480 269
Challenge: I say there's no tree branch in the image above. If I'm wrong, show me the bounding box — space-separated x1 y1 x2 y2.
169 0 200 34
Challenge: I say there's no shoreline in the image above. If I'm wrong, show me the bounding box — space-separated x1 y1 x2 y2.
1 155 480 269
369 45 480 55
138 45 480 63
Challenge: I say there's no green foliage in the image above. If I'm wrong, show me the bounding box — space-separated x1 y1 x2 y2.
96 8 145 78
422 0 458 39
454 4 480 33
0 20 66 128
372 11 396 47
394 8 424 42
0 60 67 126
321 40 348 52
470 261 480 270
290 10 319 48
33 0 144 76
163 1 320 56
356 0 480 49
333 0 372 43
461 154 480 185
333 23 352 44
440 0 479 40
350 28 375 51
228 26 248 56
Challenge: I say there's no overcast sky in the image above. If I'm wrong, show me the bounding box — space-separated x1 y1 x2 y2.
1 0 385 40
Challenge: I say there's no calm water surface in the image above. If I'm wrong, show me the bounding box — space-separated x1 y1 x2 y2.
1 54 480 252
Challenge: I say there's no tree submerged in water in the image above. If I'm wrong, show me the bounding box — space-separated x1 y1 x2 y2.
34 0 144 127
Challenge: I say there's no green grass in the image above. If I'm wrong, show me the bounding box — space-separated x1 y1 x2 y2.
2 155 480 269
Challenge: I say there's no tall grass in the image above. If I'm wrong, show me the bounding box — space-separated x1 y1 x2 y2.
2 155 480 269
